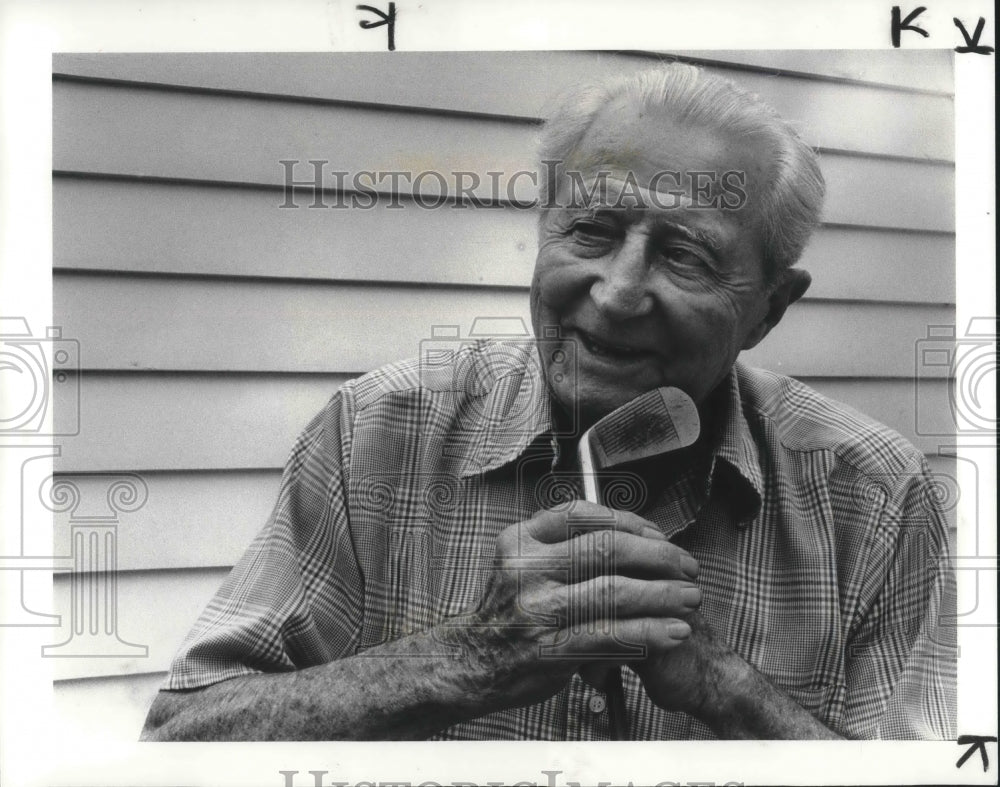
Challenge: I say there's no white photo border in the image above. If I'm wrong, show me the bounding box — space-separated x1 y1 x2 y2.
0 1 995 785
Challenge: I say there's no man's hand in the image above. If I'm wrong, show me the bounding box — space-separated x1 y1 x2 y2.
631 611 738 715
632 612 843 739
141 500 703 741
452 500 703 714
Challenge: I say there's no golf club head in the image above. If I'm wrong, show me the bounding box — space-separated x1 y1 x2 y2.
588 386 700 469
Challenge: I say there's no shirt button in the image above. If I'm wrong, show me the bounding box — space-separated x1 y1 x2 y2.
588 694 607 714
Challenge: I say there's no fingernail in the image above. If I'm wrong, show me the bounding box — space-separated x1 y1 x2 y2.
681 554 699 579
681 586 702 609
668 620 692 639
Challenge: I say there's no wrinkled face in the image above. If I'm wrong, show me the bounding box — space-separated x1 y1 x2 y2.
531 100 778 429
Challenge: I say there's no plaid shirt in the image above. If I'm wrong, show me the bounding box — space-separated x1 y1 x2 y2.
164 340 956 740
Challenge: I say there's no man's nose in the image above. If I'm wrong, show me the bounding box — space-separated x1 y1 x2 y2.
589 234 654 319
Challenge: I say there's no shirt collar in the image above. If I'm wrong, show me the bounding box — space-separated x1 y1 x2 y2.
456 345 764 525
704 361 764 526
455 341 555 477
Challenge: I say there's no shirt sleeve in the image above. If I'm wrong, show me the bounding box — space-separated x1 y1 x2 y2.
840 454 957 739
162 388 365 691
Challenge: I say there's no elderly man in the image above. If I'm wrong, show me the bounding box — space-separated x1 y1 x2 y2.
141 63 955 741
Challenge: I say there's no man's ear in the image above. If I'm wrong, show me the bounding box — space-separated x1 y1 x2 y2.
742 268 812 350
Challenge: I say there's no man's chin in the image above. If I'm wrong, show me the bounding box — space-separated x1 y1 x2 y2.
548 377 647 434
580 395 643 428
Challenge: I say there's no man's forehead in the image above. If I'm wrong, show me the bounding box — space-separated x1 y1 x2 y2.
566 98 770 187
561 172 701 208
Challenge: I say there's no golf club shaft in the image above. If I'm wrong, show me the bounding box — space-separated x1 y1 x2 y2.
605 663 630 740
578 431 630 740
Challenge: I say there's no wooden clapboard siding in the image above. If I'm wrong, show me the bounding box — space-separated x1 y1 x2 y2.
52 80 954 231
665 50 954 94
51 51 954 159
50 568 229 682
54 177 540 289
53 372 350 471
54 177 954 303
53 272 953 377
51 470 283 571
52 372 952 474
50 53 957 712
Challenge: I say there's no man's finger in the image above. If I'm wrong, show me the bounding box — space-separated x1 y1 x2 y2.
543 530 699 581
524 502 665 544
567 501 666 541
542 615 693 660
563 577 702 622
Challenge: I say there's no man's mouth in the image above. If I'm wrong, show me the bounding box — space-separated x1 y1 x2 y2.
574 329 650 361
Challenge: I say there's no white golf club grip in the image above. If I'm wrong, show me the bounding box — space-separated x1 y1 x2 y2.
579 429 599 503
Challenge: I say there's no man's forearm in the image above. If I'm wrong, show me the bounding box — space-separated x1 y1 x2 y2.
694 651 842 740
141 626 488 741
142 505 708 741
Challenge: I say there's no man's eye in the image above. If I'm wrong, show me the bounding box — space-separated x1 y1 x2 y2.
660 246 707 268
570 221 618 243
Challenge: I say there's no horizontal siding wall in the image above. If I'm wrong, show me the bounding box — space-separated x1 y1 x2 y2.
49 52 956 725
53 274 954 376
56 178 954 301
52 51 955 159
52 80 954 228
52 372 953 472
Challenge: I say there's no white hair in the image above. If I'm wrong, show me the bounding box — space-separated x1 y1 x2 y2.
537 62 826 281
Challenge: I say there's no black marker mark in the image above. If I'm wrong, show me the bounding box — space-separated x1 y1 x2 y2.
956 735 997 772
357 2 396 51
891 6 929 47
954 17 994 54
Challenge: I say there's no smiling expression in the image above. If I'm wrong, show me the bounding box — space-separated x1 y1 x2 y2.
530 99 784 430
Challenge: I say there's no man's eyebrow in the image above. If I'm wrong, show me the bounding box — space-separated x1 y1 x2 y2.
568 207 724 256
656 220 724 256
